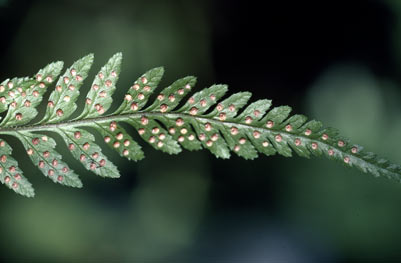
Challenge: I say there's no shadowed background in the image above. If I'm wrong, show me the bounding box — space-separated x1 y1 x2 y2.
1 0 401 262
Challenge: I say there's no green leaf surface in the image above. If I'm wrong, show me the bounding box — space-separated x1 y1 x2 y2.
0 139 34 197
207 92 252 120
77 53 122 119
125 116 181 155
145 76 197 112
0 52 399 197
15 131 82 187
92 122 144 161
114 67 164 114
58 128 119 178
40 54 94 123
178 84 228 114
156 115 202 151
0 61 63 127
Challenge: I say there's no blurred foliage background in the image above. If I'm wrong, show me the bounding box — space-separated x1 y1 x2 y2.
0 0 401 262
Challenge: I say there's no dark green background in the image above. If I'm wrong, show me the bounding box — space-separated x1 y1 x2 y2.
1 0 401 262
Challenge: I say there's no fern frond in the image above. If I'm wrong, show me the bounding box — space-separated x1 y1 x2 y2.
0 53 400 197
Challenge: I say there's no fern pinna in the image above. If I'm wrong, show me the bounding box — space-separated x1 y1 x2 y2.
0 53 399 197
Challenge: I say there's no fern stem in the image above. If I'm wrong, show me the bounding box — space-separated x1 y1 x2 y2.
0 112 354 158
0 111 398 181
0 111 293 136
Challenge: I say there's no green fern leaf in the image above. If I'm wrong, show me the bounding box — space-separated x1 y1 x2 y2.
77 53 122 119
58 128 119 178
14 131 82 188
0 52 399 197
0 62 64 127
0 139 34 197
114 67 164 114
40 54 94 124
92 122 144 161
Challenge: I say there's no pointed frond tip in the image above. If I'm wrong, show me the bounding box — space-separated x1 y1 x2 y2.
0 53 399 197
